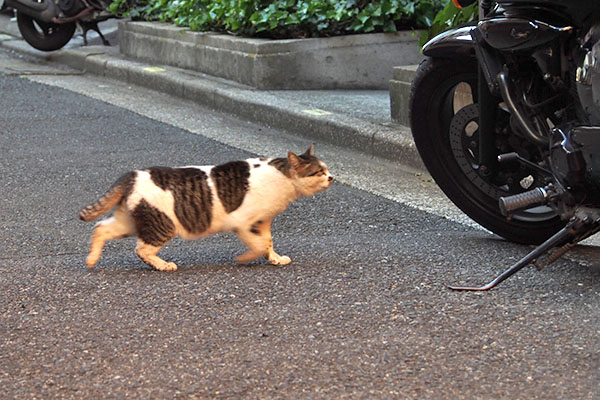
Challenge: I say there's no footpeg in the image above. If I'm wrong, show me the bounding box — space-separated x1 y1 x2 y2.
499 187 549 216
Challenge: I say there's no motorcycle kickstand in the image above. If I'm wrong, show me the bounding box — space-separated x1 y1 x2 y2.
449 213 600 291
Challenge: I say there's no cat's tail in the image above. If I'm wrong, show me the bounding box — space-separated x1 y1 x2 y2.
79 172 136 222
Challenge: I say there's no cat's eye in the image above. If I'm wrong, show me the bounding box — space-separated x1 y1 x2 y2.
309 169 325 177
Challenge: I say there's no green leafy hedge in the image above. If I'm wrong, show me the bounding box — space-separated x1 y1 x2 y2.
420 1 477 46
110 0 448 39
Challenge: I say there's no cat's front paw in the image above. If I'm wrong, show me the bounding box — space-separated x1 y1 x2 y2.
270 255 291 266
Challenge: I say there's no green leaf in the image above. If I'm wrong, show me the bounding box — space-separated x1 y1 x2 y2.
285 14 300 25
383 20 397 32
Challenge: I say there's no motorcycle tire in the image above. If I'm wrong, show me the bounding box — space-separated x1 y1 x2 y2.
409 56 565 245
16 12 76 52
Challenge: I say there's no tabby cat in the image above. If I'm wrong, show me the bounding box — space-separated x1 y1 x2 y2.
79 145 333 271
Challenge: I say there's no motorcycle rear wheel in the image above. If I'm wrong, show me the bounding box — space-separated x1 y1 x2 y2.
16 12 76 52
409 57 565 245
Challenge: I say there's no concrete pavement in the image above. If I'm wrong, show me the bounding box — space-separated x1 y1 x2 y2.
0 13 423 170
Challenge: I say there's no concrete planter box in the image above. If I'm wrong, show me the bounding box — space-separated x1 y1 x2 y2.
389 65 417 126
390 65 475 126
119 21 423 90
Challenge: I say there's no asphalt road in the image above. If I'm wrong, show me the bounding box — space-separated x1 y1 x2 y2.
1 55 600 399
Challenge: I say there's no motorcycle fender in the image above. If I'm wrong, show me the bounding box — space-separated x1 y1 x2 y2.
5 0 58 23
422 25 476 58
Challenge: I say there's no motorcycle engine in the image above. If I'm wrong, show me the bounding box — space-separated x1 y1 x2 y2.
547 25 600 200
576 25 600 124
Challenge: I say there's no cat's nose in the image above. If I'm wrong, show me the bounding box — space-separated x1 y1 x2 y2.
328 176 333 183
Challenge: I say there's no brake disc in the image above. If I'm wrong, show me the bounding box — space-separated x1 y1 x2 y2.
449 103 504 198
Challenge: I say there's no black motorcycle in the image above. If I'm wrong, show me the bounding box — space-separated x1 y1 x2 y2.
5 0 113 51
409 0 600 290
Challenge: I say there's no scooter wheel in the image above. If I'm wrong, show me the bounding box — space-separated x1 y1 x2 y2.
16 12 76 52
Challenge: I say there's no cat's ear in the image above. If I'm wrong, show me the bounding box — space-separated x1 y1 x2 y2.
301 144 315 157
288 151 303 170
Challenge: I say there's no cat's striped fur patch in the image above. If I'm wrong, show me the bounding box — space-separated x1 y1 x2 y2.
210 161 250 213
149 167 213 234
132 199 175 246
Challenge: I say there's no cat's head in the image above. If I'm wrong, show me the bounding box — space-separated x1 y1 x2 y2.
287 144 333 196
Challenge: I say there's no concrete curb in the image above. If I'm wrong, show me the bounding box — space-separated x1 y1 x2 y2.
0 24 423 170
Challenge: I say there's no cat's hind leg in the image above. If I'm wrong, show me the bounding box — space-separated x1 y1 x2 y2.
86 207 135 268
235 220 291 266
135 240 177 271
132 200 177 271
